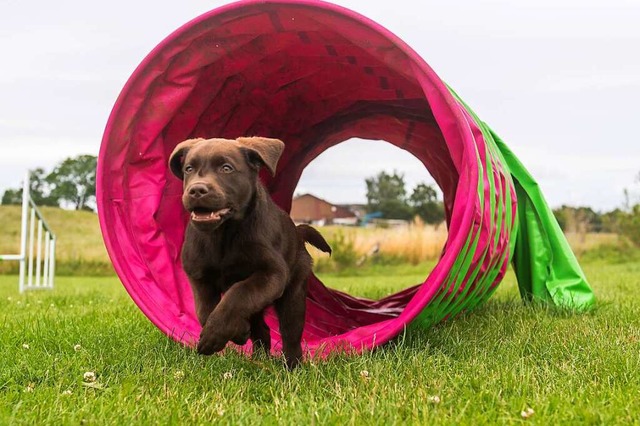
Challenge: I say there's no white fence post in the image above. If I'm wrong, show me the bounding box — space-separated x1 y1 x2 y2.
0 171 57 293
49 238 56 288
35 220 42 288
18 172 29 292
27 207 35 287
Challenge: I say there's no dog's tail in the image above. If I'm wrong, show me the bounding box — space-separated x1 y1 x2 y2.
297 224 332 255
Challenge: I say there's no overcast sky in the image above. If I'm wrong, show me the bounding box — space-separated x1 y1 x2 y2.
1 0 638 211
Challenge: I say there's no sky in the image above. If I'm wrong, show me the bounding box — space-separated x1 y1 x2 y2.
1 0 639 211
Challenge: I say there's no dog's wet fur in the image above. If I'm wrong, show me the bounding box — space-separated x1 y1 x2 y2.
169 137 331 369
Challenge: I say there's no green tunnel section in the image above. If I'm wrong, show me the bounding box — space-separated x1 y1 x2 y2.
413 89 595 329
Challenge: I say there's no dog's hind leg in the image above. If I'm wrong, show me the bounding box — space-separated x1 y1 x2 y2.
250 310 271 357
274 273 308 369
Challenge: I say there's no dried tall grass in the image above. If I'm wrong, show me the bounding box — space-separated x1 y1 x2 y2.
0 205 630 276
309 224 625 266
564 232 621 255
308 222 448 265
354 223 448 264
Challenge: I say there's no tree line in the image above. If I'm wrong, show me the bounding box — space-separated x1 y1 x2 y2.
1 155 97 211
365 170 445 224
553 206 640 247
2 158 639 247
552 173 640 246
365 169 640 247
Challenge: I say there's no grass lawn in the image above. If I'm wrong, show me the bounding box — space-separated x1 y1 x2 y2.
1 262 639 425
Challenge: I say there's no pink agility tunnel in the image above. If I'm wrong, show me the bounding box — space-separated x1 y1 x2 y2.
98 0 594 358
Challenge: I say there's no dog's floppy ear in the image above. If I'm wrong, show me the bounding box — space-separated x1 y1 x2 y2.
236 137 285 176
169 138 204 179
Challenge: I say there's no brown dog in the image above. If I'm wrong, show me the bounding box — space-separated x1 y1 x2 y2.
169 136 331 369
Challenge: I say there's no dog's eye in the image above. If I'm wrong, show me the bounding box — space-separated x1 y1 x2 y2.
220 164 234 173
184 165 194 174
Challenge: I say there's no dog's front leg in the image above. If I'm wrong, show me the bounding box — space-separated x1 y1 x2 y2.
197 259 287 355
188 277 222 327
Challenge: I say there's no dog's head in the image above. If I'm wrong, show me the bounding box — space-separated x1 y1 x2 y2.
169 137 285 230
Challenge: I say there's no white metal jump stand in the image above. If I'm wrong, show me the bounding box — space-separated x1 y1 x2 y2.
0 172 57 293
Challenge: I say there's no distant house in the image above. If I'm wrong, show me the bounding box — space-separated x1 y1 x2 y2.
290 194 359 226
338 203 367 220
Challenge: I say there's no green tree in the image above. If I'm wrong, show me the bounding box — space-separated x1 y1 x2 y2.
46 155 97 211
619 204 640 247
618 172 640 246
1 168 58 206
365 170 413 220
600 208 623 233
552 205 602 233
409 183 444 224
1 189 20 205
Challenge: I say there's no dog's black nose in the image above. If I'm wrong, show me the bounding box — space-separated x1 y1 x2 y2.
188 184 209 199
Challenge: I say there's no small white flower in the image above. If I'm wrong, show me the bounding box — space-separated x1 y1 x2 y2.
83 371 96 382
223 371 233 380
73 344 82 352
521 407 535 419
25 383 35 392
62 390 73 396
22 343 30 350
359 370 370 379
69 304 74 308
174 370 185 380
427 395 441 404
7 296 13 301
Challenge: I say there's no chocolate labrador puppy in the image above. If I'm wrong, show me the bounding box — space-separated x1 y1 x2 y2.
169 136 331 369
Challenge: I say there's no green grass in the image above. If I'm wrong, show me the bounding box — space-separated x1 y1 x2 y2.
1 262 639 425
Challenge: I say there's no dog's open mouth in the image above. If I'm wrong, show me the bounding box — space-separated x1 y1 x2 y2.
190 207 232 223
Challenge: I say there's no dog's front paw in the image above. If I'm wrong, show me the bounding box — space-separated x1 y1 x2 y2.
196 328 228 355
197 314 251 355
